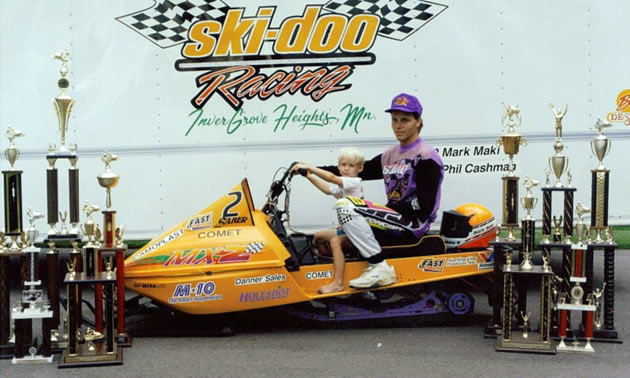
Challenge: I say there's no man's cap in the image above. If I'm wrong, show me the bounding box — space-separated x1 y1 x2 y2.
385 93 423 116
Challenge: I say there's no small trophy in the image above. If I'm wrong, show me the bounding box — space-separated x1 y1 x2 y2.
81 201 100 247
575 202 590 244
548 104 569 187
497 104 527 241
593 283 605 329
520 177 539 220
520 311 530 339
552 216 563 243
97 151 120 248
590 118 612 243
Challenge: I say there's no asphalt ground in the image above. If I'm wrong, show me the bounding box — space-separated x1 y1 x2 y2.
1 252 628 377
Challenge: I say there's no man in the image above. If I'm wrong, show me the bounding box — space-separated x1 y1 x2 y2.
323 93 444 289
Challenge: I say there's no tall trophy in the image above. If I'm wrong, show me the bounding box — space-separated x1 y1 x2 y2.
3 127 25 251
497 104 527 241
46 50 80 239
590 118 612 243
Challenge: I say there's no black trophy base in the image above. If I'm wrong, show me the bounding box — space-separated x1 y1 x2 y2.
484 321 501 339
0 343 14 359
59 345 123 368
496 335 556 354
592 328 622 344
116 333 132 348
44 235 81 242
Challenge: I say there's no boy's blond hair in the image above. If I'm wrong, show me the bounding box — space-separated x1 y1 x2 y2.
338 147 365 166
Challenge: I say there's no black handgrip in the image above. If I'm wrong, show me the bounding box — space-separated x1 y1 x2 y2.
297 168 307 176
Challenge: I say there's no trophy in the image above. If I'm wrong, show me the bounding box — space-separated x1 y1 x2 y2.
497 104 527 241
97 151 120 248
590 118 612 243
3 127 25 251
548 104 569 187
521 177 539 219
518 177 537 270
552 216 563 243
11 210 54 363
520 311 530 339
47 50 80 238
593 283 605 329
81 201 99 247
574 202 590 244
52 50 75 154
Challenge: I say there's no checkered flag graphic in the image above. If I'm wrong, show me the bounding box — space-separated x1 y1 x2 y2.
116 0 230 48
324 0 447 41
245 242 265 254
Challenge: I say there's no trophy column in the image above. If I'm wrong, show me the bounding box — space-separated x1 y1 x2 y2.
96 151 131 346
1 127 26 357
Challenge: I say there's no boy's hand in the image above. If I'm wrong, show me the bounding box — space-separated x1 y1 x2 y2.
291 163 310 174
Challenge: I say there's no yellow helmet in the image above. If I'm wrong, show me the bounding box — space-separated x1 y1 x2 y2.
441 203 496 249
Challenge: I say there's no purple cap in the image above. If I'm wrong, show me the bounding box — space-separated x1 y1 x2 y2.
385 93 423 116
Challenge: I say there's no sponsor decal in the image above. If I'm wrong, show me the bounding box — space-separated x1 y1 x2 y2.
216 216 248 226
418 258 445 273
117 1 447 110
606 89 630 125
235 273 286 286
162 242 265 267
197 228 242 238
305 270 334 280
446 256 478 267
132 228 184 261
186 212 213 231
168 281 223 303
132 282 166 289
477 250 494 270
239 288 290 302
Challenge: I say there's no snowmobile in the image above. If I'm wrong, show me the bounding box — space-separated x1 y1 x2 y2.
124 164 497 322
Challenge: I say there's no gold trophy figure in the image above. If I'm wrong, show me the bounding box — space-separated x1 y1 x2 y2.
548 104 569 187
575 202 590 244
497 104 527 241
81 201 100 246
4 127 24 170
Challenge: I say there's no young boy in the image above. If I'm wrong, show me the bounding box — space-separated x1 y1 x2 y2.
293 147 365 294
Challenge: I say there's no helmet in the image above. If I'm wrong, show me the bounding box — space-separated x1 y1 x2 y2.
440 203 497 250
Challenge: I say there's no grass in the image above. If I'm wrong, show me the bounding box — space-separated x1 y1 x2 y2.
498 225 630 248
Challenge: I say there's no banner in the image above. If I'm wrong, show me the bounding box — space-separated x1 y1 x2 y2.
0 0 629 238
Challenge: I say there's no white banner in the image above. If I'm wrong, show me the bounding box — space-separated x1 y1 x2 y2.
1 0 629 238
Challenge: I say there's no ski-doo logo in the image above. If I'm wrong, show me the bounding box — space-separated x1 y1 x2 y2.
176 5 379 110
418 258 445 273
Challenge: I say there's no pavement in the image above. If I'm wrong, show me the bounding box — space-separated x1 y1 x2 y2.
1 252 628 377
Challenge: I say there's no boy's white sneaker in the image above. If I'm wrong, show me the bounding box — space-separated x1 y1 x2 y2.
349 263 396 289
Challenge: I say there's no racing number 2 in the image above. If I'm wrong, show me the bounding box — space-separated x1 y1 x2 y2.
222 191 243 218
